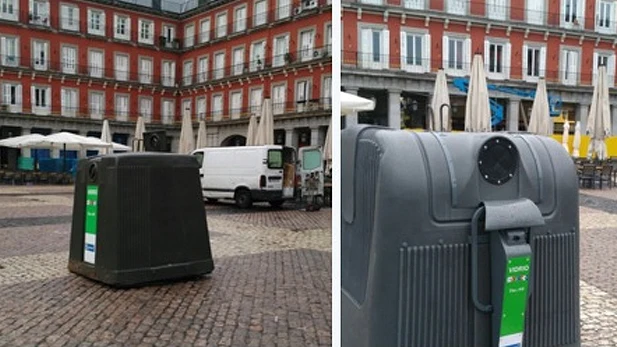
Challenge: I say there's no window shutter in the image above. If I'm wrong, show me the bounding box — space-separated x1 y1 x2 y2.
522 44 528 78
609 54 616 87
30 85 35 108
3 84 9 105
87 9 92 30
126 17 131 38
400 31 406 70
114 15 118 34
593 51 599 85
382 29 390 69
101 12 106 33
47 87 51 108
464 37 471 73
561 50 567 82
504 42 511 79
539 46 546 77
61 89 66 112
61 6 68 27
484 40 490 72
442 36 449 70
15 84 21 107
361 29 371 68
1 37 6 65
571 51 578 84
171 62 176 83
424 33 431 72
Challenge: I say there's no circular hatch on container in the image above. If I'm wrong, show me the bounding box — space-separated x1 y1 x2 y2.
478 137 518 185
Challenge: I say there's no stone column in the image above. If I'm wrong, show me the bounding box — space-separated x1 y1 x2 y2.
507 98 521 132
388 89 402 129
577 103 590 133
344 88 359 128
20 128 31 158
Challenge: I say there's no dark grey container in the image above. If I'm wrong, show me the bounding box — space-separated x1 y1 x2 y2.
68 153 214 287
341 125 580 347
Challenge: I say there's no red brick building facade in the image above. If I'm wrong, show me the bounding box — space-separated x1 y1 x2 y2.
0 0 331 157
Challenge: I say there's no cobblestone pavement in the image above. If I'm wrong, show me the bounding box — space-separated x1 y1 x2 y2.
0 186 331 347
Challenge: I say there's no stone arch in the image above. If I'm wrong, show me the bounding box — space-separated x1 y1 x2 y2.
220 135 247 147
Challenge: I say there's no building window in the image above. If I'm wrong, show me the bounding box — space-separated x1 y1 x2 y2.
162 61 176 87
196 97 206 120
139 19 154 44
446 0 467 15
561 49 579 85
526 0 544 25
61 88 77 117
200 18 211 43
162 24 175 47
254 0 267 27
31 85 51 115
139 57 152 84
115 54 129 81
272 84 286 115
299 29 315 62
161 99 174 124
89 91 104 119
322 76 331 108
61 45 77 74
230 91 242 119
484 40 511 80
277 0 290 20
60 4 79 31
1 36 19 67
250 41 265 71
88 9 105 36
213 52 225 80
401 32 431 73
114 15 130 40
185 24 195 48
232 47 244 76
296 80 310 112
2 83 21 112
596 0 615 33
403 0 424 9
523 45 546 81
139 97 152 122
360 27 389 69
487 0 507 21
593 51 616 86
249 87 262 115
89 50 104 78
234 6 246 32
115 94 129 121
32 40 48 71
0 0 18 21
562 0 584 28
273 35 289 67
360 0 382 5
183 60 193 86
443 36 471 76
198 56 208 83
212 94 223 121
216 12 227 38
30 0 49 26
182 99 191 118
325 24 332 56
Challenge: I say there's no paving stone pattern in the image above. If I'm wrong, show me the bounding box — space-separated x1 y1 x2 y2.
0 186 331 347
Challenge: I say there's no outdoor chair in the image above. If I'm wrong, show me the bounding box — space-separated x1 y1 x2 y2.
36 172 49 184
596 165 613 189
1 171 14 185
579 164 597 189
23 172 34 185
12 172 24 185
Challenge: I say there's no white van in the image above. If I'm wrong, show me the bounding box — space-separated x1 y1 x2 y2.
191 145 296 208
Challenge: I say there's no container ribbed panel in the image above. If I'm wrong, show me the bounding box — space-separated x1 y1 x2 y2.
524 233 579 347
117 166 151 269
397 244 471 347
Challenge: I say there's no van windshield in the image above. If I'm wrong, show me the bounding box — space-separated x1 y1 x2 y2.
268 150 283 169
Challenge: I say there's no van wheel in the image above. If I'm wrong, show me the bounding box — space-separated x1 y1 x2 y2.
269 200 284 207
235 189 252 209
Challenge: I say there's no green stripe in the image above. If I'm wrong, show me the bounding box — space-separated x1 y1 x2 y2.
85 185 98 235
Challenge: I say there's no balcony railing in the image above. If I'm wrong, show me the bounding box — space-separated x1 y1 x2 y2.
343 0 617 36
343 50 611 87
0 98 332 125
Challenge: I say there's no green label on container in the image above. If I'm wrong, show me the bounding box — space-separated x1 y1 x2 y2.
84 185 98 264
498 255 531 347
